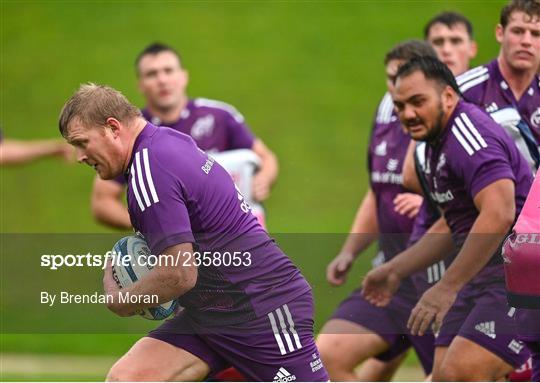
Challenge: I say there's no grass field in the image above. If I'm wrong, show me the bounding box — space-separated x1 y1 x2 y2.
1 1 505 380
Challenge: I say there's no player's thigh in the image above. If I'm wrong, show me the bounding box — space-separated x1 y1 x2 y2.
355 353 407 381
435 336 513 381
317 319 390 369
106 336 210 382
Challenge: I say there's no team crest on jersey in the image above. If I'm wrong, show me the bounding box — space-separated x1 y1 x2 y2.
374 141 387 156
191 115 215 139
531 108 540 128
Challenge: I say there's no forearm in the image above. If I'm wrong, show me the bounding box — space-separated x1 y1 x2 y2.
341 189 379 257
92 199 131 229
390 217 454 278
439 210 512 292
109 264 193 315
0 139 62 164
91 178 132 229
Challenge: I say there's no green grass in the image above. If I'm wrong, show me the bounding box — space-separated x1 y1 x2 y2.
1 0 504 366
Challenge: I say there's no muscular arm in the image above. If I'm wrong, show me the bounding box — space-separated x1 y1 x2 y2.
362 215 454 305
327 189 379 286
251 139 279 201
91 177 132 230
341 188 379 257
105 242 197 316
437 179 515 293
406 179 516 335
389 215 454 279
0 139 72 165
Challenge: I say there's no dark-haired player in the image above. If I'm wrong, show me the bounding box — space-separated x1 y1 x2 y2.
362 56 533 380
316 41 437 381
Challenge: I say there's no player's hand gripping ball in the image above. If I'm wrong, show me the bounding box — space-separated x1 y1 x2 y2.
111 235 178 320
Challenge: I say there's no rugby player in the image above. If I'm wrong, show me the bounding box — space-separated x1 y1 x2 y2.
457 0 540 164
400 12 477 299
362 56 533 380
58 84 328 382
403 0 540 321
424 11 478 77
316 41 437 381
91 43 278 229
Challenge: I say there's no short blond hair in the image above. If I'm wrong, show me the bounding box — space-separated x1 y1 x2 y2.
59 83 141 137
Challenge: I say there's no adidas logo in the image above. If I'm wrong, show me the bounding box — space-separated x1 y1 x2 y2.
475 321 496 339
273 367 297 382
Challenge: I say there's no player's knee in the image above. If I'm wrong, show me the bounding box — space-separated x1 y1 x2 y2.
317 335 354 377
317 335 341 364
434 358 488 381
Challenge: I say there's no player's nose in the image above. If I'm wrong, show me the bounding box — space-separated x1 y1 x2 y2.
520 30 533 46
75 148 87 164
403 104 416 120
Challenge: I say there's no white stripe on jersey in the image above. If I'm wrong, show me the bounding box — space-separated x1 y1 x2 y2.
276 307 295 353
376 93 394 124
142 148 159 204
451 126 475 155
268 311 287 355
415 142 427 170
135 151 151 207
457 66 488 86
455 117 482 151
459 73 489 93
283 304 302 350
461 113 487 148
194 98 245 123
130 164 145 211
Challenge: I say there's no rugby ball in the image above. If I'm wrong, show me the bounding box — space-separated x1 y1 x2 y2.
111 235 178 320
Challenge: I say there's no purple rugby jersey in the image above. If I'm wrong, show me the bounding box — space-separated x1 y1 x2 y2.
114 98 256 184
142 98 255 153
125 123 310 326
423 100 533 283
368 93 418 296
458 59 540 145
412 60 540 294
369 93 415 260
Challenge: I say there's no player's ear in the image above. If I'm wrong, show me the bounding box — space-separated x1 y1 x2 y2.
442 86 455 109
105 117 121 137
469 40 478 59
495 24 504 44
180 69 189 88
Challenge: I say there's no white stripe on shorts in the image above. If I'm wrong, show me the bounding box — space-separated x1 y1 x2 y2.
283 304 302 350
268 311 287 355
276 307 295 353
